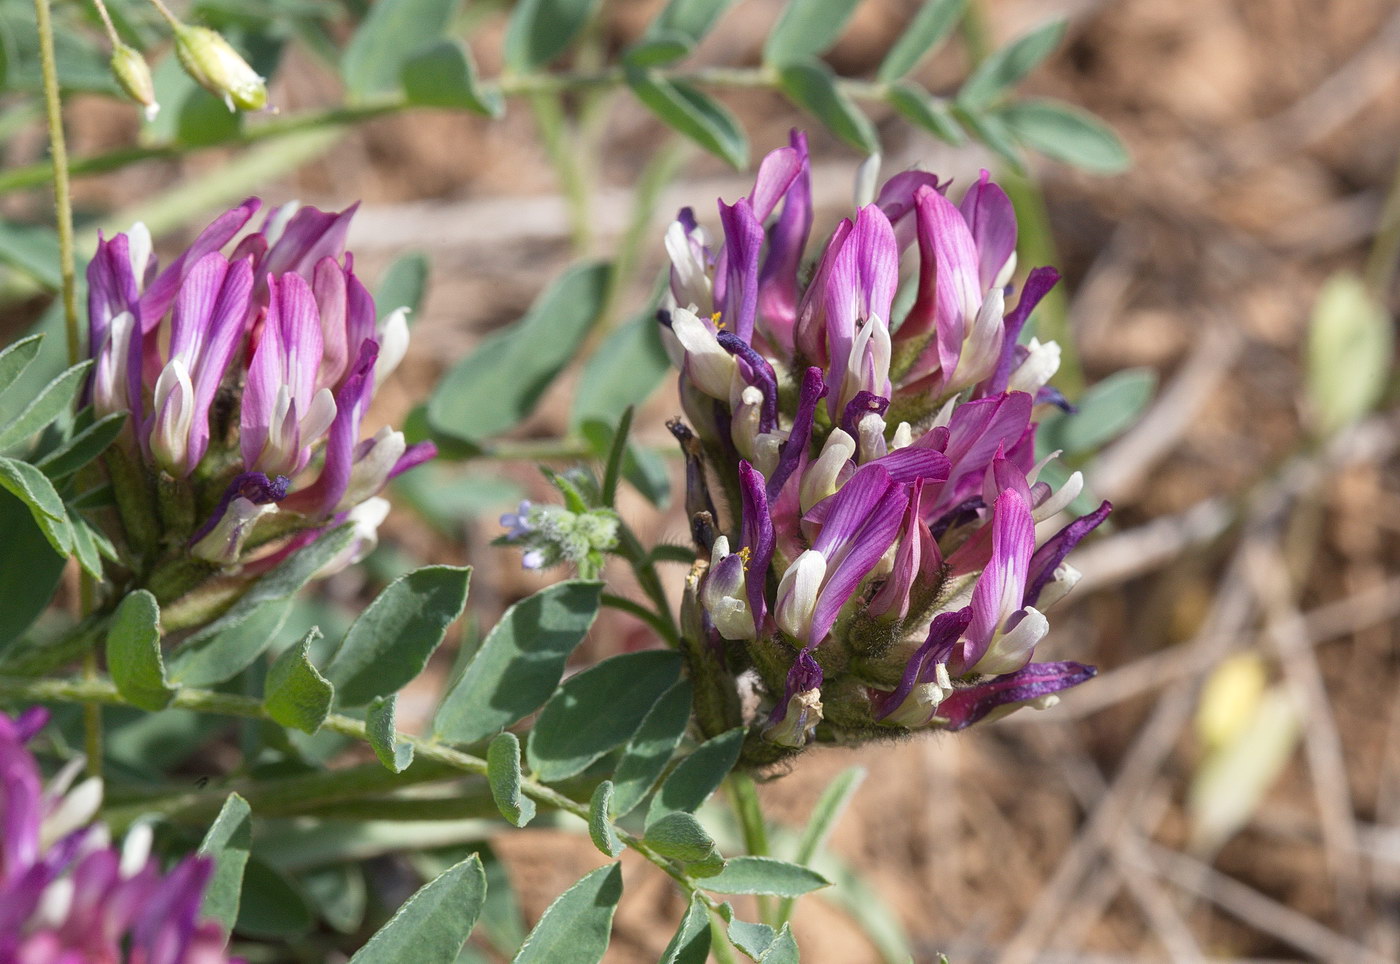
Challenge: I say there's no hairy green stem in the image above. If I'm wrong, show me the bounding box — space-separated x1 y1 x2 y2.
32 0 78 360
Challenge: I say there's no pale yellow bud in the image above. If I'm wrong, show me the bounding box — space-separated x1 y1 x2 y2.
173 25 267 112
110 44 159 121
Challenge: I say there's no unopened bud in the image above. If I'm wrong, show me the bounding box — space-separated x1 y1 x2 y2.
173 25 267 112
111 44 159 121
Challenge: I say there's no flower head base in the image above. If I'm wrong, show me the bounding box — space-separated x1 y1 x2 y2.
85 199 433 604
0 709 240 963
661 131 1107 760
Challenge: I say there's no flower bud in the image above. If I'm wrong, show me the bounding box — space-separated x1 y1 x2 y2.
190 496 277 564
701 537 755 640
110 44 159 121
774 550 824 641
174 25 267 112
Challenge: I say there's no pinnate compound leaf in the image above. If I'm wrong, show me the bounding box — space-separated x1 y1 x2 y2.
327 565 471 707
777 62 878 155
367 695 415 772
626 70 747 169
264 628 334 734
1039 368 1157 455
197 793 253 931
646 726 744 824
487 732 536 827
588 780 623 857
402 40 503 117
0 335 44 404
0 456 72 555
623 34 692 68
762 0 860 66
572 312 671 430
758 925 800 963
377 253 431 317
609 679 693 818
876 0 967 82
724 907 776 961
700 857 829 897
349 853 487 964
504 0 603 73
643 810 720 863
35 411 126 480
511 863 622 964
647 0 733 46
428 263 610 443
0 360 91 451
0 490 65 654
659 895 712 964
957 18 1065 110
527 650 682 782
998 99 1129 173
342 0 459 101
887 83 965 145
168 524 357 686
434 580 602 744
1306 272 1394 436
106 589 174 711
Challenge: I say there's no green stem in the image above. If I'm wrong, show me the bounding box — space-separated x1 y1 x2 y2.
32 0 78 361
614 522 680 646
600 591 676 644
527 91 593 253
728 771 774 924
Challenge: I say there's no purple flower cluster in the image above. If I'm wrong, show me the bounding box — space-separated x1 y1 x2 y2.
661 132 1109 751
87 199 432 574
0 709 237 963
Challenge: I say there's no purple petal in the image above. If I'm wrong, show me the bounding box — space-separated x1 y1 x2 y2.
875 170 947 250
840 391 888 439
808 481 908 646
748 145 801 221
757 130 813 350
283 339 378 517
767 366 826 502
276 271 323 407
138 198 261 329
189 471 290 545
937 661 1096 731
823 206 898 418
908 186 982 382
955 488 1035 673
388 440 438 481
261 202 358 279
717 330 778 433
738 460 775 630
767 649 824 724
985 266 1060 394
868 481 942 622
932 391 1034 512
1024 500 1112 607
715 198 764 343
958 170 1017 290
87 232 139 360
872 607 972 719
793 218 852 366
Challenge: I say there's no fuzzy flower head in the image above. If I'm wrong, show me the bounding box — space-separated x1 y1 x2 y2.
85 199 434 596
498 496 619 579
0 708 240 963
661 132 1106 761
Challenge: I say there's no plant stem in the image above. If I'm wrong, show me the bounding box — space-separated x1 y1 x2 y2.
32 0 78 362
728 771 774 923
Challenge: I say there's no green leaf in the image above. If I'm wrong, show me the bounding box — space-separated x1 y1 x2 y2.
106 589 174 712
762 0 860 66
887 83 965 145
342 0 460 101
700 857 829 897
367 694 415 772
377 253 431 317
0 335 44 401
572 312 672 430
647 0 733 46
954 106 1025 171
643 810 720 863
349 853 487 963
580 419 670 508
793 766 863 865
527 649 682 782
237 858 315 938
0 489 65 654
428 262 611 443
724 907 776 960
511 863 622 964
659 895 712 964
402 40 504 117
998 99 1130 173
1039 368 1157 455
646 726 744 824
197 793 253 931
35 411 126 480
301 864 367 934
327 565 471 706
588 780 623 857
625 70 748 170
486 732 537 828
1306 272 1394 436
0 456 72 555
758 925 799 963
168 525 358 686
265 628 335 734
433 580 602 744
0 222 61 289
503 0 603 73
876 0 966 82
623 34 693 69
777 62 878 154
957 18 1065 110
609 679 693 818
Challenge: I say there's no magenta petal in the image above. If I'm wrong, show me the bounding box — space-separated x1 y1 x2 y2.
748 145 801 221
716 198 764 343
985 266 1060 394
87 233 139 356
261 202 358 279
1024 500 1112 606
822 205 898 417
807 482 908 646
738 460 775 629
768 366 826 502
956 488 1035 673
388 440 437 482
933 390 1033 511
937 661 1096 731
768 649 823 724
757 130 812 351
872 607 972 719
285 339 378 517
276 271 324 405
312 257 349 388
139 197 261 329
875 170 947 250
958 171 1018 290
794 218 852 366
911 186 982 381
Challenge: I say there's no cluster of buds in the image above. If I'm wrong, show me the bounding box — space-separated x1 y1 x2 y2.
660 132 1109 757
0 708 238 962
88 198 432 606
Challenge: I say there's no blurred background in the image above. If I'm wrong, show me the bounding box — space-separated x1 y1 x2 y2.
7 0 1400 960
